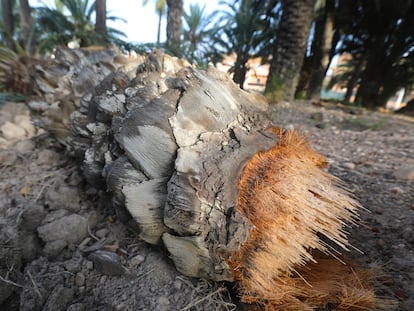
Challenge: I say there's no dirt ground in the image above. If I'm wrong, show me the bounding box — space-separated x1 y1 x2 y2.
0 100 413 310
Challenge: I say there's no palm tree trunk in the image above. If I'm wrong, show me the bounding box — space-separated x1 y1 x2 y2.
18 0 33 54
1 0 14 50
157 11 162 46
233 56 247 89
265 0 316 102
355 50 384 107
344 58 363 104
166 0 183 56
95 0 107 43
306 0 335 101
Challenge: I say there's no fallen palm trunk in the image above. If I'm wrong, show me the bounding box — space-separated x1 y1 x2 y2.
32 48 378 310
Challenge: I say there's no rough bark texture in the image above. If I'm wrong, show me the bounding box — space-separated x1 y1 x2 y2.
30 48 378 310
306 0 335 101
266 0 316 102
94 0 107 41
166 0 183 55
18 0 33 53
1 0 14 50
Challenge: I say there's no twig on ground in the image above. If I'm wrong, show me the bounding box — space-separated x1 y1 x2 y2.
87 224 100 241
0 274 23 288
136 268 154 280
27 270 43 300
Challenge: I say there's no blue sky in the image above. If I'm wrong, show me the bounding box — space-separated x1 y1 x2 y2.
30 0 220 44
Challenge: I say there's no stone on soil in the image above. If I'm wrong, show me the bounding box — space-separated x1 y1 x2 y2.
1 121 27 141
394 166 414 180
15 139 36 153
14 115 36 137
37 214 88 244
43 239 68 258
88 250 127 276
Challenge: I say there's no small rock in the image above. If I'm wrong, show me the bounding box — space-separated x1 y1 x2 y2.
1 121 27 141
95 228 109 238
14 139 36 153
342 162 356 170
390 186 404 194
43 209 70 223
130 254 145 267
43 239 68 258
173 279 182 290
376 239 385 248
394 165 414 180
0 150 17 165
88 250 127 276
38 214 89 244
14 115 36 137
36 149 61 165
86 260 94 270
75 272 86 286
100 275 107 284
157 296 170 306
45 185 81 212
115 302 125 310
64 258 83 273
20 204 46 231
18 231 40 261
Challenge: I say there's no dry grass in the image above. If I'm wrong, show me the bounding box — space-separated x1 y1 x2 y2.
180 278 236 311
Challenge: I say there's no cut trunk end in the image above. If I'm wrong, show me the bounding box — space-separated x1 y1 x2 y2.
231 129 376 310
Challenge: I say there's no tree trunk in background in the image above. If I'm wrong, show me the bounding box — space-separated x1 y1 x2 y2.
355 49 384 107
166 0 183 56
18 0 33 53
1 0 14 50
233 56 247 89
156 11 162 46
344 57 363 104
306 0 335 101
95 0 107 43
265 0 316 102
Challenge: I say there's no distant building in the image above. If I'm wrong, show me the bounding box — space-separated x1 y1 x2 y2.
216 54 269 93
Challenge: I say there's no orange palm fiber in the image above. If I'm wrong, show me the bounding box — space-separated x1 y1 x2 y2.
231 128 374 309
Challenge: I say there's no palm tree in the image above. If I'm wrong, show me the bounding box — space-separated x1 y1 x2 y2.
142 0 166 46
166 0 182 56
265 0 316 102
340 0 414 107
212 0 273 89
35 0 126 52
182 3 216 66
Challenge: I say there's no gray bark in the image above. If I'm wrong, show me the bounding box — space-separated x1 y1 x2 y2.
18 0 33 53
166 0 183 56
265 0 316 102
95 0 107 42
1 0 14 50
